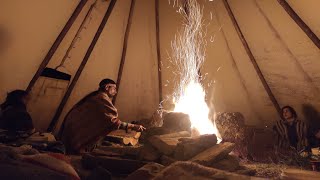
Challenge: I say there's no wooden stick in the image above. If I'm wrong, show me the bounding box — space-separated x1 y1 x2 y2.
55 0 97 70
47 0 117 132
155 0 163 103
26 0 88 92
113 0 136 105
277 0 320 49
223 0 281 115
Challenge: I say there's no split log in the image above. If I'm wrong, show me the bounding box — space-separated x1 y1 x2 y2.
82 154 147 175
105 129 141 146
95 144 160 162
158 131 190 138
148 136 180 155
148 131 191 155
139 127 172 143
174 134 217 160
191 142 235 166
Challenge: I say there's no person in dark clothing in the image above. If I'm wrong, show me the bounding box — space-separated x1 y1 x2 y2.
309 128 320 148
0 90 34 134
60 79 146 154
273 106 308 152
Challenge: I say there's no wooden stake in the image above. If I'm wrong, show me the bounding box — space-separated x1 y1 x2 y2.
47 0 117 132
26 0 88 92
222 0 281 115
155 0 163 103
277 0 320 49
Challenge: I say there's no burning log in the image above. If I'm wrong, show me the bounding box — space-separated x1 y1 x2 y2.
104 129 141 146
174 134 217 160
148 131 190 155
191 142 235 166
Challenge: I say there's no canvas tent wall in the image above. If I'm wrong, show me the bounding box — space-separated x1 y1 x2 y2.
0 0 319 133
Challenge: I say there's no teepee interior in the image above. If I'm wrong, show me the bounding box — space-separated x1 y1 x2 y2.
0 0 320 179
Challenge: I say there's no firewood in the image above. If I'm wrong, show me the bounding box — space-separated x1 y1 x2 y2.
148 131 191 155
191 142 235 166
95 145 141 158
174 134 217 160
105 129 141 146
148 136 180 155
158 131 190 138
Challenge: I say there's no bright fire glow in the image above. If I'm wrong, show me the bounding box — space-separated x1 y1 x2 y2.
171 0 221 142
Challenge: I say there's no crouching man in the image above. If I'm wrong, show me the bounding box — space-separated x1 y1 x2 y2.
60 79 145 154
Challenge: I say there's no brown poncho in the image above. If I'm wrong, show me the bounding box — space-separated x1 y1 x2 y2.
60 91 121 153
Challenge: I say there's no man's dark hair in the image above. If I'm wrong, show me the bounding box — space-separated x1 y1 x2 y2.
281 105 297 119
1 90 28 110
99 79 116 89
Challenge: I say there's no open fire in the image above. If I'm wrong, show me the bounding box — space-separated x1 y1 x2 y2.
171 0 221 142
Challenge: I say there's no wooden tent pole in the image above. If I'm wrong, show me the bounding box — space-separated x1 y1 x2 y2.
55 0 98 70
47 0 117 132
277 0 320 49
222 0 282 115
155 0 163 103
112 0 136 105
26 0 88 92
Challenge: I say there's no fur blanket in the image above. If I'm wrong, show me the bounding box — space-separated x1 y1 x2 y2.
0 144 79 180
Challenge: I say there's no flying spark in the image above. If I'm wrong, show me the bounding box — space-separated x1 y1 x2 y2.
171 0 221 141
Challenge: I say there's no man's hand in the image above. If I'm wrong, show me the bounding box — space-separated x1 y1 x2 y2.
132 124 146 132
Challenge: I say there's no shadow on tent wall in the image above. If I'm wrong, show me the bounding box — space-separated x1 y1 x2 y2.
28 68 71 132
0 26 10 55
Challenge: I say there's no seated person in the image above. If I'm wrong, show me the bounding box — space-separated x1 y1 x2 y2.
0 90 35 135
273 106 308 152
60 79 146 154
